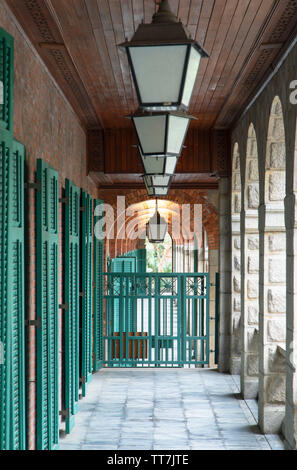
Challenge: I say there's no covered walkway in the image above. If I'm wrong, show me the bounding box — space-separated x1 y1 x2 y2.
59 369 284 451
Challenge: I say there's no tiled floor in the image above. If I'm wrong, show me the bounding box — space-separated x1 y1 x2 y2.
59 369 285 451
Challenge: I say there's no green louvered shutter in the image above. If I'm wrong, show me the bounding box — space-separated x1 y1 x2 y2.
0 129 12 450
80 191 93 397
0 27 13 132
93 199 104 373
0 132 26 450
9 139 26 450
36 159 59 450
64 179 80 434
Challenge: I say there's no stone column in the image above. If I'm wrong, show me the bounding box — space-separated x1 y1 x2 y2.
284 194 297 448
218 177 232 373
258 204 286 433
209 249 219 367
231 210 241 375
241 209 260 399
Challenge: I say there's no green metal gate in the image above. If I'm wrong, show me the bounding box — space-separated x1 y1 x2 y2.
104 273 210 367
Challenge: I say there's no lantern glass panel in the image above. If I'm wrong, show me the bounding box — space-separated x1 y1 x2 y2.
151 175 171 186
167 115 189 155
154 187 169 196
129 45 187 105
181 47 201 107
142 155 165 174
165 156 178 174
134 115 166 154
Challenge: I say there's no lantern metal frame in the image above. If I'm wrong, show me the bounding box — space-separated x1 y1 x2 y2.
143 175 170 197
130 110 196 157
146 200 168 244
119 0 208 110
139 147 179 176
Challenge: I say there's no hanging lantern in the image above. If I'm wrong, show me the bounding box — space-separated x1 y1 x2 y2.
139 147 178 176
119 0 208 110
131 111 195 157
147 201 168 243
143 175 170 197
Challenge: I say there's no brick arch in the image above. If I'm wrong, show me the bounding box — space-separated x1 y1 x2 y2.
98 188 219 251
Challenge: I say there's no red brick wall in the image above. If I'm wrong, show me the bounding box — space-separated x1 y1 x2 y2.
0 2 98 450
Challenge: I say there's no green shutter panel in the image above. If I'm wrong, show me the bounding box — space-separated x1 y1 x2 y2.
9 139 26 450
0 27 13 132
36 159 59 451
80 191 93 397
93 199 104 373
0 129 12 450
64 179 80 434
0 131 26 450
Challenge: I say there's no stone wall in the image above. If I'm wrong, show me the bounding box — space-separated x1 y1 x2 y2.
231 38 297 444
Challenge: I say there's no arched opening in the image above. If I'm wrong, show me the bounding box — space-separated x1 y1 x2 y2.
259 96 287 433
231 143 242 374
242 124 260 399
146 232 173 273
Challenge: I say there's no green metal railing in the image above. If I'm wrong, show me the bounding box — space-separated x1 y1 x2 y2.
104 273 210 368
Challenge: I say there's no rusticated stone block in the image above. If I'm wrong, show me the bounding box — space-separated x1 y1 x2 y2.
268 347 286 373
233 173 241 190
269 234 286 252
269 173 285 201
268 288 286 313
234 256 241 271
248 306 259 324
267 375 286 404
247 329 259 353
234 237 240 249
248 160 259 181
269 142 286 169
267 319 286 342
247 139 257 158
248 236 259 250
247 355 259 377
269 258 286 283
248 184 259 209
234 194 241 213
234 298 241 312
247 280 258 299
233 276 241 293
248 254 259 274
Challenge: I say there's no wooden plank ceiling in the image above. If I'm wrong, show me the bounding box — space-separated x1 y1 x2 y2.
5 0 297 187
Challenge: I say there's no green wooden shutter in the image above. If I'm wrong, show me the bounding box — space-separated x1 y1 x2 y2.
80 190 93 397
93 199 104 373
0 27 13 132
36 159 59 450
0 132 26 450
64 179 80 434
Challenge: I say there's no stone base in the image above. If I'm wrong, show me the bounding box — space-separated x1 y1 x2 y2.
241 376 258 399
258 404 285 434
230 357 241 375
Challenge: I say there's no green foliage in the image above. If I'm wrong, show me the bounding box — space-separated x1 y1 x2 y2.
146 233 172 273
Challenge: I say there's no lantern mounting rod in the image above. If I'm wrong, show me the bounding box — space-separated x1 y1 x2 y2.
153 0 179 24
